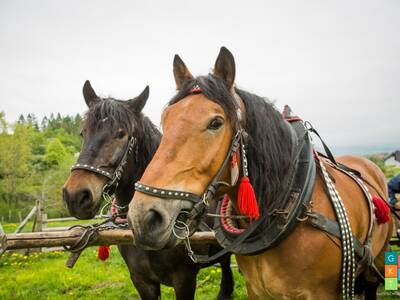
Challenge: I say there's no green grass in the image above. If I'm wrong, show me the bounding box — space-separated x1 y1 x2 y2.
1 221 399 299
0 249 247 299
1 249 399 299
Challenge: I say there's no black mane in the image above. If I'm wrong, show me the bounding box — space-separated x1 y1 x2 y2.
169 75 294 213
170 75 240 129
84 98 139 134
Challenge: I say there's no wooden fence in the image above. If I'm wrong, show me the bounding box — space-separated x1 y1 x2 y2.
0 197 399 261
1 198 106 254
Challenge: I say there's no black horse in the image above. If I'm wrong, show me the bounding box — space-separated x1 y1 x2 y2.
62 81 234 300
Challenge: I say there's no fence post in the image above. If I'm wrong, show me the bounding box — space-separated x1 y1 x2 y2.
42 213 48 232
0 223 5 257
35 199 43 233
15 206 37 234
30 199 43 254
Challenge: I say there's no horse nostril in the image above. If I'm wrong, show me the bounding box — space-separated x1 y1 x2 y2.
144 209 164 232
77 189 92 208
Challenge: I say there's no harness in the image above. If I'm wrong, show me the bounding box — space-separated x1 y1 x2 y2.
213 118 316 255
65 137 137 267
133 89 385 299
70 136 137 219
135 131 241 215
71 136 137 196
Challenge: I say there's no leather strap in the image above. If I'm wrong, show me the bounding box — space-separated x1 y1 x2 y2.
134 131 241 206
307 211 374 267
307 125 338 166
134 183 201 203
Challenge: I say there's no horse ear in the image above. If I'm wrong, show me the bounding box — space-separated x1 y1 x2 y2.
173 55 193 90
83 80 100 108
128 86 149 112
213 46 236 89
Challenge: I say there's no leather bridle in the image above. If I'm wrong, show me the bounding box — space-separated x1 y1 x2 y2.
134 87 247 221
71 136 137 195
134 130 243 220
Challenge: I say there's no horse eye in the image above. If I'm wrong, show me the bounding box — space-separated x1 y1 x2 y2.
207 117 224 130
116 130 126 139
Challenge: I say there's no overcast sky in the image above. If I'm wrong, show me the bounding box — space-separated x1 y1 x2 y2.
0 0 399 154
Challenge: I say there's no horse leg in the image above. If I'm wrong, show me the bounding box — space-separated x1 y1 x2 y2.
130 272 161 300
217 254 234 300
364 282 379 300
363 237 390 300
172 270 197 300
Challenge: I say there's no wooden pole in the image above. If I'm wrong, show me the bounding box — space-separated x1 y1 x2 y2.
0 223 5 257
2 229 216 251
35 199 43 233
0 233 6 257
42 213 48 232
14 206 37 233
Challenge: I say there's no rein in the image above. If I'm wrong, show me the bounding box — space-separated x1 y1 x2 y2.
65 137 137 267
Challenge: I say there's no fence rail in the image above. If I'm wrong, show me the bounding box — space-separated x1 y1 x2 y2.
2 229 216 250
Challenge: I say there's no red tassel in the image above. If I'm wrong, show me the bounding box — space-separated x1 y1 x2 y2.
372 196 390 224
97 245 110 261
237 177 260 220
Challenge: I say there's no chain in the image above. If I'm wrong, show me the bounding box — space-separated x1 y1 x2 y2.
206 213 249 220
171 219 198 263
64 215 128 253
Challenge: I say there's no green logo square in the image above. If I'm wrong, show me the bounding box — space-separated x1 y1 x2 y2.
385 278 398 290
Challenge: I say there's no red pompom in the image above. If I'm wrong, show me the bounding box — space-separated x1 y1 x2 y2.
372 196 390 224
237 177 260 220
97 245 110 261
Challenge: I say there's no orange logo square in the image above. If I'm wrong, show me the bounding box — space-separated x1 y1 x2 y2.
385 265 398 278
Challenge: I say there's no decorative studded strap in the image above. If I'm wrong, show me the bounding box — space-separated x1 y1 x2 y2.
70 136 137 190
134 183 202 203
134 131 241 206
318 157 355 300
70 163 113 180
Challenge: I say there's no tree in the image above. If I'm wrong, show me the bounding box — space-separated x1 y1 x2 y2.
0 113 83 221
40 116 48 131
367 154 400 179
44 138 67 168
17 114 26 125
0 111 7 133
0 123 32 212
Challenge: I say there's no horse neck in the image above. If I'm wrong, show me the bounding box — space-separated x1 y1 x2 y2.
239 92 294 209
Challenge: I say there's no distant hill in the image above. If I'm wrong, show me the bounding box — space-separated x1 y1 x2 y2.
328 144 398 157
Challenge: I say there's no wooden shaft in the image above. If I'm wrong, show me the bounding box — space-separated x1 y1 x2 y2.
3 229 217 250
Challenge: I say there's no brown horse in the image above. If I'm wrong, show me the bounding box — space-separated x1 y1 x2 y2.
63 81 234 300
128 48 393 299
